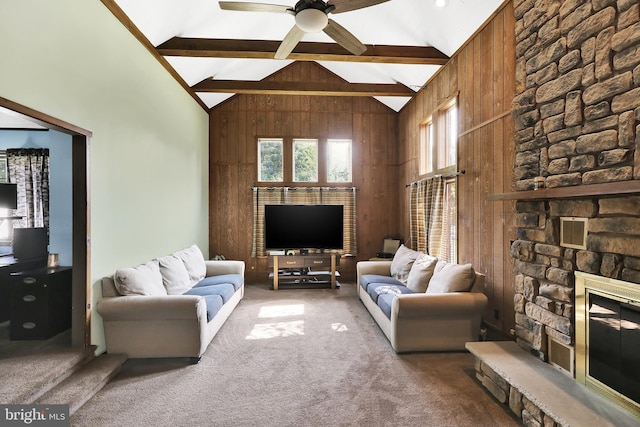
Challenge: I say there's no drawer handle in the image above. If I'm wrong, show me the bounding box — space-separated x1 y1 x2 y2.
22 322 36 330
285 261 297 265
22 294 36 303
23 277 36 284
313 260 323 264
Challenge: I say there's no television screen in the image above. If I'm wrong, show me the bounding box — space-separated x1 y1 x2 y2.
13 227 49 261
0 183 17 210
264 204 344 250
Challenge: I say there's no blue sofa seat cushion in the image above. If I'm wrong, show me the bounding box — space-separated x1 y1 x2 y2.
360 274 404 292
194 294 223 322
194 274 243 291
367 282 413 303
184 283 235 304
378 294 395 319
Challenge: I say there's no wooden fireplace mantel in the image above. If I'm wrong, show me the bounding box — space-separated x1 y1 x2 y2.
487 180 640 201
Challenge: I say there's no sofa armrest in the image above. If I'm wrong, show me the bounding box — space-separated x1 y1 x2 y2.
205 260 245 277
96 295 206 321
393 292 488 319
356 261 392 277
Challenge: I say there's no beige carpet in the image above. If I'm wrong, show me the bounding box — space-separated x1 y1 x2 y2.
71 283 520 427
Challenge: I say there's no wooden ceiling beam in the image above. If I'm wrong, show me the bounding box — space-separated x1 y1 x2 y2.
157 37 449 65
192 79 415 97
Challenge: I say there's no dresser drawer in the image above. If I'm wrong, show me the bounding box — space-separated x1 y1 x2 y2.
279 257 305 268
305 257 331 267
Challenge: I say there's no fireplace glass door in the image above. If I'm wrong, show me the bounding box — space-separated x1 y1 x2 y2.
588 293 640 405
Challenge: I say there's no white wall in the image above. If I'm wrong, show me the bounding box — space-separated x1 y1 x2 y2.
0 130 74 266
0 0 210 353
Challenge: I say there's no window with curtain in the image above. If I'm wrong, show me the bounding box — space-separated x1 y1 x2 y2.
7 148 50 230
251 186 357 257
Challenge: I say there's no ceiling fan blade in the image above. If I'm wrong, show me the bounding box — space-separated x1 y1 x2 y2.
219 1 292 14
274 25 305 59
323 19 366 55
327 0 390 14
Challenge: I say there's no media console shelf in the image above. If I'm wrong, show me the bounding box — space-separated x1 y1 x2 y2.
268 254 340 290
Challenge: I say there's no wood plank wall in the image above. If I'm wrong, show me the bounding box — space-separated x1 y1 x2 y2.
209 62 399 284
397 1 516 336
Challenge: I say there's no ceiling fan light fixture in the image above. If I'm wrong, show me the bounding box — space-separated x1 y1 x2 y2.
295 8 328 33
435 0 449 7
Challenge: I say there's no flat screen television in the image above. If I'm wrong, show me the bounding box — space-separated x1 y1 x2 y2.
0 183 17 209
264 204 344 251
13 227 49 261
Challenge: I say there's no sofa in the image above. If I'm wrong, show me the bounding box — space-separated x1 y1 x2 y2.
357 245 488 353
96 245 244 362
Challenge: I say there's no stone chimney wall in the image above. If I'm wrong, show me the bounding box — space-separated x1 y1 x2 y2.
511 0 640 359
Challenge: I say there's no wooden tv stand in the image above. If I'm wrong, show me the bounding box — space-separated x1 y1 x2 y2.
268 254 340 290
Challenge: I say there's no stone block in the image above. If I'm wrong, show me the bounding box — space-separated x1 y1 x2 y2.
540 281 573 302
589 217 640 235
514 0 535 20
561 2 593 33
601 253 623 278
540 99 565 119
515 109 542 131
619 4 639 31
582 115 618 134
576 129 617 153
598 148 631 166
537 254 552 266
517 201 547 213
481 362 509 392
545 326 572 346
582 166 632 184
547 158 568 174
564 90 582 126
584 100 610 120
548 140 576 159
548 125 581 143
535 62 559 86
622 268 640 284
582 72 632 106
517 178 538 191
546 267 571 286
509 386 524 417
524 276 540 301
515 273 525 293
515 321 544 349
516 149 541 165
545 172 582 188
569 154 595 171
516 213 544 228
559 0 583 19
612 86 640 113
618 111 635 147
525 301 572 335
613 45 640 72
599 195 640 214
523 396 544 423
512 240 537 261
582 62 596 86
576 250 601 273
618 0 638 13
611 21 640 52
516 163 541 180
526 38 567 75
535 243 563 257
519 136 549 152
549 199 597 217
625 256 640 270
595 26 614 80
512 87 536 112
564 247 576 259
535 295 555 311
516 260 548 280
481 375 508 404
545 217 560 244
567 7 616 49
536 69 582 104
515 127 535 144
588 233 640 257
558 49 581 74
543 113 565 134
515 293 526 313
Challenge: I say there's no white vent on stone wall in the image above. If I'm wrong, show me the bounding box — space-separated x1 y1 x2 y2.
548 336 574 377
560 217 587 250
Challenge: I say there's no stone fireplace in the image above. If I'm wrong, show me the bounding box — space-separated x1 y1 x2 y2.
507 0 640 418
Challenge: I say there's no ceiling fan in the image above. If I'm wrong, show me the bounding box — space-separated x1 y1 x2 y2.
219 0 390 59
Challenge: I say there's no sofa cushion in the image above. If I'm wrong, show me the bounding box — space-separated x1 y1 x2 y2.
426 261 475 294
194 274 244 292
174 245 206 285
185 283 235 304
200 294 224 322
406 253 438 293
378 294 395 319
367 282 413 303
359 274 403 292
390 245 421 284
157 254 192 295
114 260 167 296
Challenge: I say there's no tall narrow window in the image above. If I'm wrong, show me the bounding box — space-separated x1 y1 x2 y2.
293 139 318 182
443 102 458 169
258 138 283 182
419 119 434 175
442 178 457 262
0 151 9 241
327 139 352 183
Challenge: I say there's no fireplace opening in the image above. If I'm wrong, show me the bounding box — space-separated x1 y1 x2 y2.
588 294 640 405
576 272 640 417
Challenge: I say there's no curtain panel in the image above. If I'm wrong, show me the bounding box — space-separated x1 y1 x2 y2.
7 148 50 229
252 187 357 257
409 176 446 259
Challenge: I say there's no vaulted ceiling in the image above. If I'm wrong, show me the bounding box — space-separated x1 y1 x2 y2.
104 0 504 112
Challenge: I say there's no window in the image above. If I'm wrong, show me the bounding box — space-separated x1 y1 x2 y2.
327 139 352 183
442 178 457 262
293 139 318 182
420 99 458 175
258 138 283 182
0 151 10 241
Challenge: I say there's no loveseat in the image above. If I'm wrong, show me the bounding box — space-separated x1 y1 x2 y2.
357 245 487 353
96 245 244 362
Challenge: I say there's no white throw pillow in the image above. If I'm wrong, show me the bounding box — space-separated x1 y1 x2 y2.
114 260 166 296
390 244 421 284
157 254 193 295
174 244 207 285
426 261 475 294
406 254 438 293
